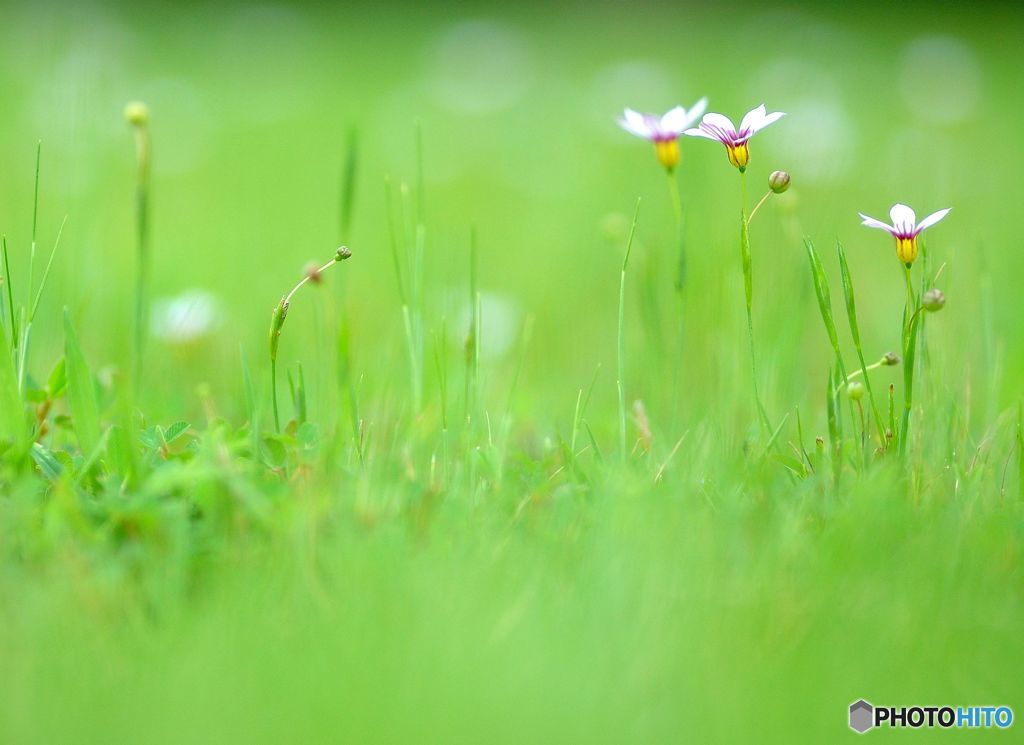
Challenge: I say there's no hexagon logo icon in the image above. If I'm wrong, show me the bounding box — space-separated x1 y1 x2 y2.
849 700 874 734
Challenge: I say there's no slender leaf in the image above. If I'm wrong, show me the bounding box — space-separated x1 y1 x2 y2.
0 321 24 445
63 309 101 455
837 241 884 442
804 239 845 376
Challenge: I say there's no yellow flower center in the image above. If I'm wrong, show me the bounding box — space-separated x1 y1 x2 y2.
896 236 918 265
727 142 750 171
654 138 680 171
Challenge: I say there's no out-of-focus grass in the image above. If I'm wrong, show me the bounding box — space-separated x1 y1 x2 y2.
1 1 1023 742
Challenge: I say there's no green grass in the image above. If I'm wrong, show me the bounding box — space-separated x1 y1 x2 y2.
1 2 1023 742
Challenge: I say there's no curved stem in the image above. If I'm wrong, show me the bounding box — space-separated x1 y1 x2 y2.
739 172 772 435
269 255 348 433
747 190 773 224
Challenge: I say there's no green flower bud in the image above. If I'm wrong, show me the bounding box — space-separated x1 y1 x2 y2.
922 288 946 312
335 245 352 261
768 170 791 194
882 352 901 366
847 381 865 401
124 101 150 127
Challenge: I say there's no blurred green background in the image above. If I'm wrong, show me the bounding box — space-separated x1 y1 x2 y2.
1 0 1020 432
1 1 1023 742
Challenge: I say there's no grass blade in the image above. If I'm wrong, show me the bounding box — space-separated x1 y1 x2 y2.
63 309 101 456
0 320 24 446
837 240 884 444
804 238 846 379
28 215 68 323
1 236 15 339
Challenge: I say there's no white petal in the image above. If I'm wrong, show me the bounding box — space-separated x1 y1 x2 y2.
701 112 736 134
914 207 951 234
749 110 785 134
619 109 653 138
889 204 917 233
683 127 717 140
740 104 767 133
660 106 690 134
687 96 708 123
859 213 896 233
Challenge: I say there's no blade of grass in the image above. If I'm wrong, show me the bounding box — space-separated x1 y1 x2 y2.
63 309 101 456
617 198 641 460
837 240 885 445
28 215 68 323
1 236 15 340
0 319 24 447
804 238 847 381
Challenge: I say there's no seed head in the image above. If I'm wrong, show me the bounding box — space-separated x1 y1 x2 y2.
882 352 901 366
124 101 150 127
335 245 352 261
922 288 946 312
847 381 865 401
768 170 791 194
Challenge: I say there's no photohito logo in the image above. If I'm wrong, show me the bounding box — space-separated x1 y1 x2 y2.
848 700 1014 733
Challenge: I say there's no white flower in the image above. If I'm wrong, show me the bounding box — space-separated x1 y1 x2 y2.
618 98 707 170
859 204 951 265
151 290 223 344
683 104 785 171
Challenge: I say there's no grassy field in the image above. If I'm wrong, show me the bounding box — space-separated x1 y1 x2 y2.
1 1 1023 742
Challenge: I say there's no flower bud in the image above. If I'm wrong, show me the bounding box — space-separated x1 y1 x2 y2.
768 170 791 194
335 245 353 261
922 288 945 312
124 101 150 127
847 381 865 401
882 352 901 366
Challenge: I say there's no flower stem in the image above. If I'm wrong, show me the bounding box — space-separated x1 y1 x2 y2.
747 190 773 224
666 170 684 290
618 199 641 460
131 125 151 399
900 264 919 455
739 172 771 435
269 252 351 433
835 358 890 394
666 169 686 434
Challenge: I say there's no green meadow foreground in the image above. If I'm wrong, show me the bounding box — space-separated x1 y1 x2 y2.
1 3 1023 742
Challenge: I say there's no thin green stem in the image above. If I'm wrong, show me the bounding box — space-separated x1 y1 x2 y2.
900 264 918 455
26 142 41 314
835 357 892 395
131 126 151 399
746 190 773 224
666 170 684 289
667 169 686 435
270 253 350 433
618 199 641 460
271 358 281 433
739 172 771 435
1 237 15 342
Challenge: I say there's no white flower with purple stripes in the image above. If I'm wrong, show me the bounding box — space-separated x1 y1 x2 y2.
618 99 707 171
859 204 951 265
683 104 785 172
